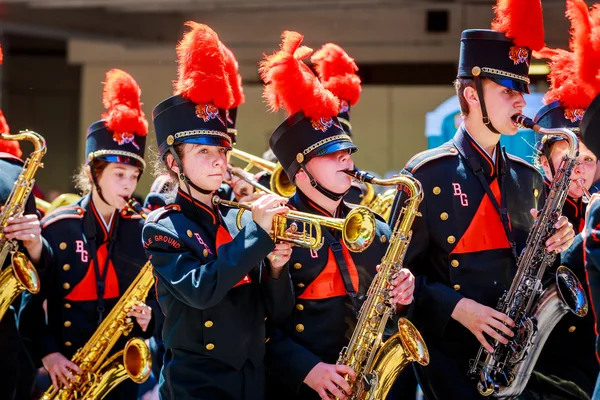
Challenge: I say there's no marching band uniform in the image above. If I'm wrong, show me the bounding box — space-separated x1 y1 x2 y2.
261 32 391 400
143 22 293 400
388 2 552 398
0 113 38 400
580 92 600 399
532 33 600 393
18 70 154 400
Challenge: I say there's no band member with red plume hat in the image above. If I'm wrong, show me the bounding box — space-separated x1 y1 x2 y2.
531 1 600 396
310 43 372 206
0 45 46 400
18 69 155 400
143 22 294 399
262 31 413 400
388 0 576 398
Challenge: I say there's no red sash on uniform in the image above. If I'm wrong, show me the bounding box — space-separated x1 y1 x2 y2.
452 179 511 254
298 243 358 300
65 242 120 301
216 226 251 288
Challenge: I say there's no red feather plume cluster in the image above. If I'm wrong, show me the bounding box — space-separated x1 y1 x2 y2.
175 22 233 110
311 43 361 107
101 69 148 146
537 0 600 110
221 44 245 108
0 110 22 159
259 31 339 119
491 0 545 51
0 44 3 65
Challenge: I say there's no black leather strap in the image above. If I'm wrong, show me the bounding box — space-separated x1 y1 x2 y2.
320 227 361 316
83 206 119 324
474 76 501 135
453 135 518 259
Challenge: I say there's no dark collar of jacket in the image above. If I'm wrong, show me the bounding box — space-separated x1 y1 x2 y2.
454 125 505 180
174 189 221 227
80 194 120 244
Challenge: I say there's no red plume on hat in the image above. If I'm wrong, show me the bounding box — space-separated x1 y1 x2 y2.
0 110 23 159
259 31 339 119
491 0 545 51
311 43 361 107
175 22 233 110
222 44 245 108
536 0 600 111
101 69 148 148
0 47 23 159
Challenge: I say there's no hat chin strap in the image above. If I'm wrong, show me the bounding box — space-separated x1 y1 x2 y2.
300 164 347 202
90 166 116 209
474 76 501 135
169 147 214 196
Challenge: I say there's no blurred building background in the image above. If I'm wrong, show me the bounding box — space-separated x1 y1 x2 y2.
0 0 571 196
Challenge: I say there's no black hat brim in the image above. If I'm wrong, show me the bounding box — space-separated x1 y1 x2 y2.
93 154 145 170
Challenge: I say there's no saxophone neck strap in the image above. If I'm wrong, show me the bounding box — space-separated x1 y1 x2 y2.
453 134 518 259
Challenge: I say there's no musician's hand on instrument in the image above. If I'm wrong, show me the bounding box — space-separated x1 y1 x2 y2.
531 209 575 253
128 303 152 332
451 298 515 353
4 214 43 264
251 194 288 234
238 191 264 204
267 243 293 277
390 268 415 307
230 167 256 201
304 362 355 400
42 352 82 390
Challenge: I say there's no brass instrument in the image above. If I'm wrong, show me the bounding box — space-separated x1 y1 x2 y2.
336 170 429 399
0 130 45 322
468 115 588 398
36 193 82 216
212 196 376 252
346 170 409 222
126 197 148 219
228 168 275 196
42 197 153 400
229 148 295 197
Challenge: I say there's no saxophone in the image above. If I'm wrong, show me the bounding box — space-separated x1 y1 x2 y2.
42 197 153 400
0 130 45 322
337 169 429 400
467 115 589 399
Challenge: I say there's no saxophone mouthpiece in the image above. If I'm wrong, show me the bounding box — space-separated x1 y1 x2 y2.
344 168 376 183
512 114 541 132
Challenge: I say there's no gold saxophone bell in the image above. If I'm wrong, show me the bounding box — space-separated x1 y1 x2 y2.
0 251 40 321
78 337 152 400
212 196 376 252
229 148 296 197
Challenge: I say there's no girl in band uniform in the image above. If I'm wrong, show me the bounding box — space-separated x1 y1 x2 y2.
142 22 294 400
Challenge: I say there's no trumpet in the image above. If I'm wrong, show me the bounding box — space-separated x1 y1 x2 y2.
227 168 275 197
229 149 295 197
212 196 376 252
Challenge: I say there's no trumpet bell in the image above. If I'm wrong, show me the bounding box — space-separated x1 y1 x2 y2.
270 164 296 197
344 207 377 252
